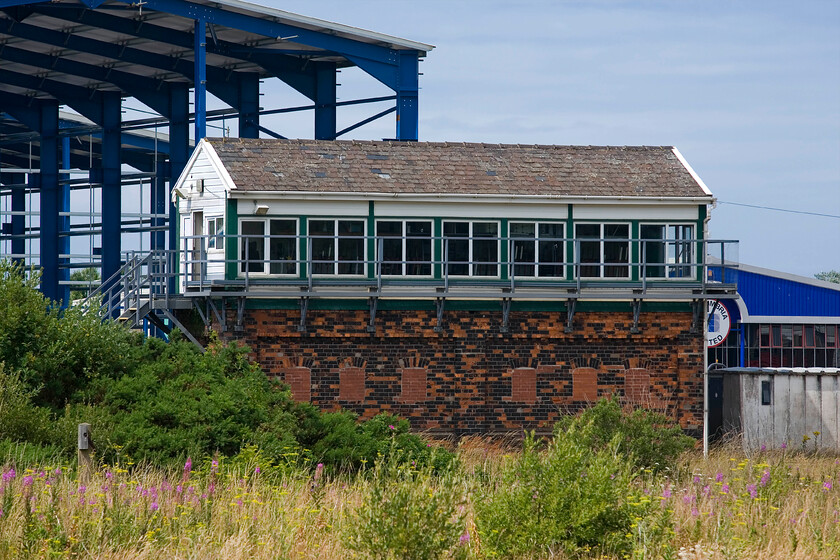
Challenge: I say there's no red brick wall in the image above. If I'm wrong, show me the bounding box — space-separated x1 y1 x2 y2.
280 366 311 403
219 308 704 435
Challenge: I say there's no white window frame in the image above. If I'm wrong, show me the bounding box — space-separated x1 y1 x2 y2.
639 222 696 280
375 219 434 277
574 222 631 279
307 218 367 277
237 217 299 277
442 220 501 278
206 216 225 252
508 221 566 279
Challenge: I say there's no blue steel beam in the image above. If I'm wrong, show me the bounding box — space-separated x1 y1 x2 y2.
396 51 419 142
0 44 172 116
194 19 207 141
38 100 61 302
0 91 40 130
169 84 189 254
314 62 336 140
237 73 259 138
30 5 322 100
0 68 106 124
0 17 240 107
100 91 121 296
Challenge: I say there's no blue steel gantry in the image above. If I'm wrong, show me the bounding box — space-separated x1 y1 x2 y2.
0 0 432 303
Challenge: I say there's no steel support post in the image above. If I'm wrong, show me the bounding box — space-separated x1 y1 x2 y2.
396 51 419 141
152 160 168 252
101 91 122 302
169 83 190 254
237 73 260 139
9 173 25 262
38 100 61 302
194 19 207 142
314 62 337 140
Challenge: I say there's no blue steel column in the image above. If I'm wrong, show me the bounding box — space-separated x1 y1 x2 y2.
39 100 61 301
8 173 25 262
59 136 71 304
169 83 190 260
152 159 168 251
238 73 260 139
396 51 419 141
101 91 122 294
194 19 207 141
314 62 336 140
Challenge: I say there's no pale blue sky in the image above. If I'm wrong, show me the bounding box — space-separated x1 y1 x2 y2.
253 0 840 277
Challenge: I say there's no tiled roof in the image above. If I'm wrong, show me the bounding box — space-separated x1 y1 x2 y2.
207 138 711 198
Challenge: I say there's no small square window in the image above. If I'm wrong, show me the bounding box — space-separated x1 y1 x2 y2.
761 380 772 405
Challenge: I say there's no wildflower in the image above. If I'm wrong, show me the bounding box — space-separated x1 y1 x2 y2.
693 476 701 484
721 484 730 494
254 467 261 475
2 469 15 483
22 475 33 487
388 425 395 430
691 507 699 517
105 471 113 480
211 459 219 475
781 442 787 449
183 457 192 473
760 444 766 452
662 486 672 499
747 484 757 499
78 485 86 495
760 470 771 487
150 502 159 511
715 472 724 483
824 481 833 491
460 532 470 544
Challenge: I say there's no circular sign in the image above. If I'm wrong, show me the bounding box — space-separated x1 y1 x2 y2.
706 300 731 348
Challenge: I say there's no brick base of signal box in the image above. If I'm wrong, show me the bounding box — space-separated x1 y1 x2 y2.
216 309 704 435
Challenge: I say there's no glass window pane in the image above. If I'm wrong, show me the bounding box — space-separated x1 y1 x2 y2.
269 219 296 275
377 222 403 275
579 240 600 277
240 221 264 273
473 238 498 276
338 221 365 274
793 325 803 347
310 221 334 274
510 223 535 237
473 222 498 237
539 223 563 238
538 238 563 277
377 221 402 236
641 225 665 278
406 238 431 276
815 325 826 347
772 325 782 347
444 222 469 275
760 325 770 347
406 221 431 237
604 238 629 278
576 224 599 238
513 239 535 276
781 325 793 348
605 224 629 239
216 218 225 250
207 219 216 249
309 220 334 236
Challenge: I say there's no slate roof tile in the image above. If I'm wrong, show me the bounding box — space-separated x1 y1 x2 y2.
206 138 710 198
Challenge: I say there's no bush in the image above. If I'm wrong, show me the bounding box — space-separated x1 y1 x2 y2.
299 411 456 474
475 430 637 558
346 463 469 560
555 397 695 473
90 337 304 466
0 365 53 446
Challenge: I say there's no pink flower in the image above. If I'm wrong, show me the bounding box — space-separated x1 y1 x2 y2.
715 472 724 483
183 457 192 473
254 467 260 475
388 425 395 430
150 502 159 511
211 460 219 475
661 485 672 499
22 476 33 487
747 483 757 498
824 480 833 491
760 470 771 487
460 532 470 543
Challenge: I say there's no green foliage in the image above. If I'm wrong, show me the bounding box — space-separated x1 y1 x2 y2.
69 267 100 301
346 463 469 560
815 270 840 284
555 398 695 473
92 337 302 466
475 430 637 558
0 259 138 410
0 364 53 445
299 411 456 474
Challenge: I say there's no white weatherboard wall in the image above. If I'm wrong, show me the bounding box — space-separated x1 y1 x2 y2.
739 370 840 453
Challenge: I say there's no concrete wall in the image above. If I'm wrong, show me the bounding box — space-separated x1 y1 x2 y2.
740 372 840 452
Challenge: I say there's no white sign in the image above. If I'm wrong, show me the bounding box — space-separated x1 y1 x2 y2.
706 300 731 348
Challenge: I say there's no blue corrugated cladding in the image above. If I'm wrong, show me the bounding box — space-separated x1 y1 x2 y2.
717 268 840 318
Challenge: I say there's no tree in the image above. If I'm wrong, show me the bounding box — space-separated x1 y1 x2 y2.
815 270 840 284
70 267 100 301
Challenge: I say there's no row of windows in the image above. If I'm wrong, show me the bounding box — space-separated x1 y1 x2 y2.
205 216 697 279
708 324 840 369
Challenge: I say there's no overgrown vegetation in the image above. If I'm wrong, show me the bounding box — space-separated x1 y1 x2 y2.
2 258 837 558
0 259 454 473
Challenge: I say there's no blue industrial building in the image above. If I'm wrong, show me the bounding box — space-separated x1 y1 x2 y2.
708 263 840 369
0 0 431 305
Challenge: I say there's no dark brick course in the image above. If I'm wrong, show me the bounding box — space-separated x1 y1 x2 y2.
219 309 703 434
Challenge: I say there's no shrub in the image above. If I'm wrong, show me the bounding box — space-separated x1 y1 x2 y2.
300 411 456 474
555 397 695 473
475 430 637 558
91 337 303 466
346 463 469 560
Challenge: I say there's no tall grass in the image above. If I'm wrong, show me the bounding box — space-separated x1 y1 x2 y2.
0 445 836 559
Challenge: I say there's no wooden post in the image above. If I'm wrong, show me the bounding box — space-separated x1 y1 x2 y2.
78 423 92 484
